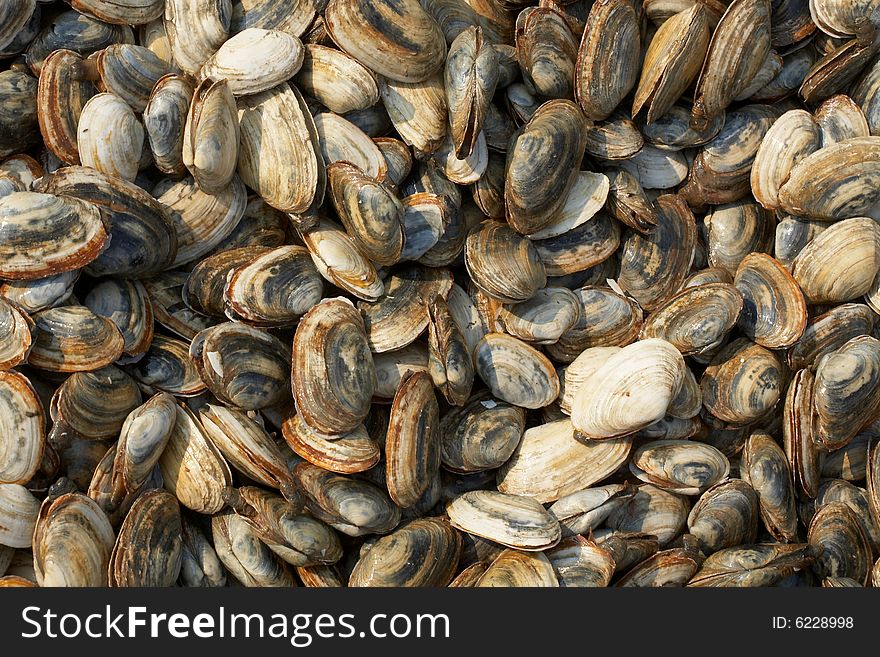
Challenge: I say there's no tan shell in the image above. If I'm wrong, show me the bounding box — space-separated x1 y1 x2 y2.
751 110 821 210
37 49 97 166
164 0 230 76
474 333 560 409
734 253 807 348
77 92 144 182
28 306 124 373
477 549 559 587
182 78 240 194
571 339 686 440
447 490 561 551
701 338 782 425
296 44 378 114
158 403 232 514
325 0 447 83
379 74 448 155
497 418 633 503
282 414 379 474
1 373 48 485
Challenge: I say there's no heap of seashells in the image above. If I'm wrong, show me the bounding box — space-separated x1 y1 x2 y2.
1 0 880 588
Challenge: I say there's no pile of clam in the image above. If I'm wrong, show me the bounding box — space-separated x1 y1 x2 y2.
2 0 880 589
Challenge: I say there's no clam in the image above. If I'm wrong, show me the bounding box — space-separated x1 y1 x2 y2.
446 490 561 551
606 484 691 546
477 549 559 587
585 115 643 161
77 92 143 183
372 343 431 402
465 220 546 303
474 333 560 409
296 44 378 114
282 414 380 475
615 541 703 587
71 0 165 26
0 371 45 485
359 266 453 353
705 200 775 277
526 172 610 241
349 518 460 587
298 218 384 302
741 432 798 542
325 0 447 83
182 78 240 194
190 322 291 410
313 112 386 180
807 502 872 584
823 432 872 481
545 286 643 363
294 462 401 537
143 74 194 176
95 44 169 113
35 165 177 279
0 1 38 55
688 543 815 586
33 493 115 587
158 403 232 514
224 246 324 325
632 4 712 123
199 405 298 498
691 0 772 128
327 161 404 266
446 26 498 158
230 0 316 37
400 192 451 261
811 479 880 552
199 28 304 96
548 483 636 537
211 509 295 587
0 297 34 371
83 280 153 361
379 74 448 155
496 287 581 345
426 294 474 405
504 100 588 235
113 393 176 500
571 338 686 440
778 137 880 220
533 212 621 276
154 174 247 267
575 0 640 121
385 371 441 507
183 246 269 318
26 10 134 75
439 391 525 473
28 306 124 373
548 535 617 587
109 489 182 587
0 192 108 281
751 110 821 211
124 334 207 396
237 82 324 214
783 368 820 499
734 253 807 349
640 283 743 355
517 7 577 101
812 336 880 451
790 217 880 304
179 517 226 586
617 194 697 311
36 49 97 166
701 338 782 425
292 299 376 435
686 480 758 553
497 419 633 503
630 440 731 495
0 484 40 549
164 0 230 76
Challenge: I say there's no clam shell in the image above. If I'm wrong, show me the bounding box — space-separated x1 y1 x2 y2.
386 371 441 507
807 501 872 584
640 283 743 355
476 549 559 587
325 0 446 83
143 74 194 176
28 306 124 373
71 0 165 26
751 109 821 210
294 462 401 537
518 7 577 101
182 78 240 194
465 220 546 303
164 0 230 76
0 372 46 485
0 484 40 549
349 518 460 586
33 493 115 586
292 299 376 435
606 483 690 546
701 338 782 425
26 10 135 75
741 432 798 541
282 414 379 474
0 297 34 371
497 418 633 503
199 28 304 96
296 44 379 114
379 74 448 155
124 334 207 396
77 92 143 182
783 368 820 499
630 440 731 495
705 200 775 277
734 252 807 349
575 0 640 119
426 294 474 405
474 333 560 409
0 192 108 281
571 338 686 440
36 49 97 165
109 489 182 587
688 543 815 587
447 490 561 551
158 403 232 514
504 99 588 235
